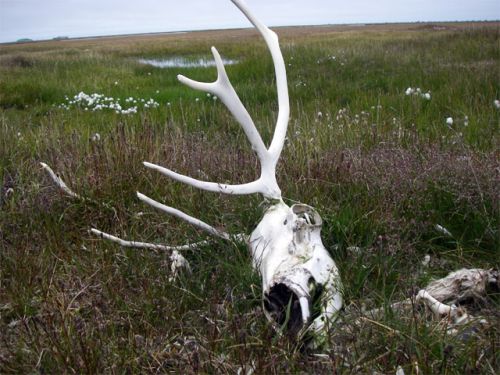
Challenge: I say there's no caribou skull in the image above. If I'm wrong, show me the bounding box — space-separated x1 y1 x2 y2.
41 0 343 345
135 0 343 342
114 0 342 342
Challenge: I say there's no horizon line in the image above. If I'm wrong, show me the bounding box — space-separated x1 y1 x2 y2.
2 19 499 45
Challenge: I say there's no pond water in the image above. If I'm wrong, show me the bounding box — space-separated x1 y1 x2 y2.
138 57 239 68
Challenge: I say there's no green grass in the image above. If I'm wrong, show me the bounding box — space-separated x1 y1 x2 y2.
1 23 499 373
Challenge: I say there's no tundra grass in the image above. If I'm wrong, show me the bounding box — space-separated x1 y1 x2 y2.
0 23 499 373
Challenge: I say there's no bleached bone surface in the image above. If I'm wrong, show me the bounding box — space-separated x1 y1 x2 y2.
422 268 498 304
169 250 192 282
250 201 342 342
416 268 498 329
362 268 498 334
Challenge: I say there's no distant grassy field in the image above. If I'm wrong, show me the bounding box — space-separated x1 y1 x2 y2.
1 22 499 373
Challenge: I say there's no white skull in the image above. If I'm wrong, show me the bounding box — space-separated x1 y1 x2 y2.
249 201 343 344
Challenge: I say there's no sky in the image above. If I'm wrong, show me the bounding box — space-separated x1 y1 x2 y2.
0 0 499 43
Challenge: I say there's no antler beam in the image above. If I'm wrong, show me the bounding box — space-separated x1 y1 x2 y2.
231 0 290 160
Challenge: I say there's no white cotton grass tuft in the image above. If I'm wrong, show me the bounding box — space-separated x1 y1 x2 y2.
446 117 453 126
494 99 500 109
57 91 159 115
405 87 431 100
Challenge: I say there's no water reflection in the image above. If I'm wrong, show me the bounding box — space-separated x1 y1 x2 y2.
138 57 238 68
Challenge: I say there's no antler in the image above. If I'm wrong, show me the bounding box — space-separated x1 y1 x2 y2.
41 0 288 249
142 0 289 203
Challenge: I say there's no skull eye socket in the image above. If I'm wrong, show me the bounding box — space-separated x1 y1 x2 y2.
283 219 287 225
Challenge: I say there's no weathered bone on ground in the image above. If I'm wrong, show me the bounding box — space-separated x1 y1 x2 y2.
168 250 193 282
362 268 498 334
415 268 498 333
421 268 498 305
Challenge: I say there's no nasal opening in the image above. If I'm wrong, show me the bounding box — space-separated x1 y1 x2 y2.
263 279 326 340
264 283 305 338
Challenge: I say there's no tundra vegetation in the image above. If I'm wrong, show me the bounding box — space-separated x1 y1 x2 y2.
0 20 499 373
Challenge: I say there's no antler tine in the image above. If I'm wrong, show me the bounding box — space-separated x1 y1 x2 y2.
40 162 80 199
89 228 209 251
231 0 290 161
177 46 267 159
136 192 231 240
142 161 264 195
